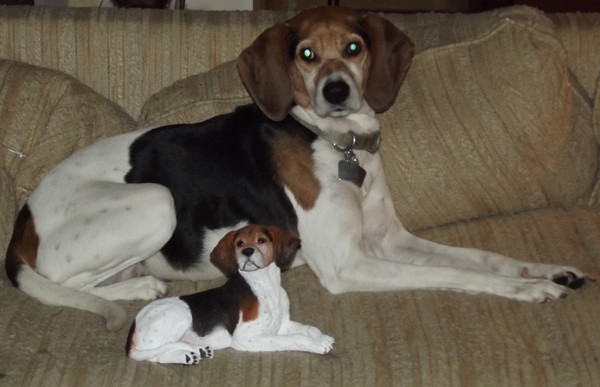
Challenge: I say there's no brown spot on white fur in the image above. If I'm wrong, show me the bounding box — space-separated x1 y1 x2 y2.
240 296 260 322
6 204 39 286
271 130 321 211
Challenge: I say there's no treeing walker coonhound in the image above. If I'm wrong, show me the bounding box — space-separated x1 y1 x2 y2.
126 224 334 365
5 7 589 331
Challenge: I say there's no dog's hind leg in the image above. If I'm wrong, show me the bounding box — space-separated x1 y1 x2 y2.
17 182 177 329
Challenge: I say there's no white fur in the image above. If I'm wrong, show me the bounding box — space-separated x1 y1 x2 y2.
128 264 334 364
290 103 584 302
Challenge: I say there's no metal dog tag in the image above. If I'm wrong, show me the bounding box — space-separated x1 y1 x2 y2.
338 150 366 187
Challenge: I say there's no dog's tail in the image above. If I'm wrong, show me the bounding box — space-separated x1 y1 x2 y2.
16 266 127 331
5 205 127 331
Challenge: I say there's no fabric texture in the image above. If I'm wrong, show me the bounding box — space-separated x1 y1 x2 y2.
550 12 600 101
0 60 136 207
0 6 293 119
380 7 597 230
0 5 600 387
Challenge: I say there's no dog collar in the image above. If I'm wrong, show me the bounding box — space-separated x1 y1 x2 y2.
289 110 381 154
289 109 380 187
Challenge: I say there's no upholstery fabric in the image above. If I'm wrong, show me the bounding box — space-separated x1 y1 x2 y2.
0 6 293 119
0 60 135 207
550 12 600 101
1 6 600 387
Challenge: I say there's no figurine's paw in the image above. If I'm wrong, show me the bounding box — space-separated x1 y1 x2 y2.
184 346 213 365
198 346 214 359
315 334 335 354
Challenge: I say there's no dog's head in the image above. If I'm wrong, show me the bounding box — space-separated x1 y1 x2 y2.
237 6 414 121
209 224 301 277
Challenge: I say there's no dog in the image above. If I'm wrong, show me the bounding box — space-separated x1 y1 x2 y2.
126 224 334 365
5 7 589 331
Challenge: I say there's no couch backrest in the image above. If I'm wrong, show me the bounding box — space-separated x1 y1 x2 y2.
0 6 293 119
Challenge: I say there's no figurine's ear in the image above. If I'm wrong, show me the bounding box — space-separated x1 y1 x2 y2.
266 226 301 271
210 230 239 276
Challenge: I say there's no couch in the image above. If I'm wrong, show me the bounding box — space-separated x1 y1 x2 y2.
1 5 599 386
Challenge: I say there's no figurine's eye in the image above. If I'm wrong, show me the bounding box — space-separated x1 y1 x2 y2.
258 237 267 244
300 47 316 62
347 42 361 56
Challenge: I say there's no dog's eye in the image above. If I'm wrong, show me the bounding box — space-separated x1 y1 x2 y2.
257 237 267 244
300 48 316 62
347 42 361 56
236 240 245 247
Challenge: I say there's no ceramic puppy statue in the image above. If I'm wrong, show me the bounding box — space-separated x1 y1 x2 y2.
126 224 335 364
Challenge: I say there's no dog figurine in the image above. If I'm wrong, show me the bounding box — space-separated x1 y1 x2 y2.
5 7 588 331
126 224 334 364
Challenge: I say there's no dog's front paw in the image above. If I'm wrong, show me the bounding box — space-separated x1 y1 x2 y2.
520 264 592 290
133 276 169 300
510 279 573 303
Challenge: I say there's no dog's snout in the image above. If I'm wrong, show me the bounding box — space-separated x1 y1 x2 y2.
242 247 254 257
323 81 350 105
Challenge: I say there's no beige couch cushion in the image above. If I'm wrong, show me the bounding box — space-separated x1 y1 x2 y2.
138 7 597 231
380 7 597 230
550 12 600 101
138 60 250 127
0 60 135 237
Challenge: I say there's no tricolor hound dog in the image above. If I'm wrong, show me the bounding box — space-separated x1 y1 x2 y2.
126 224 334 365
5 7 589 331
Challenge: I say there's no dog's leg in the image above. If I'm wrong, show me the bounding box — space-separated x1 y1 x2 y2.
360 155 587 286
87 276 168 300
34 182 176 294
297 159 584 302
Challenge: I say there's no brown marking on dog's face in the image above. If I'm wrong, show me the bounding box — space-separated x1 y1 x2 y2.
289 14 370 116
6 205 40 286
271 129 321 210
237 7 414 120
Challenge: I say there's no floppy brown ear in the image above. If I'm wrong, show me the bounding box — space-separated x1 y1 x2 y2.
210 231 239 276
266 226 301 271
237 23 295 121
362 14 415 113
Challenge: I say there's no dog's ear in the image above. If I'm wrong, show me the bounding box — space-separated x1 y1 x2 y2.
210 230 239 276
361 14 415 113
267 226 301 271
237 23 295 122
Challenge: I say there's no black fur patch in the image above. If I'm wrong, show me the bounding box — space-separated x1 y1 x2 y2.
125 104 315 270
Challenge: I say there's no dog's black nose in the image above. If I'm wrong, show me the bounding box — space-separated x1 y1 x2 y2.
242 247 254 257
323 81 350 105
